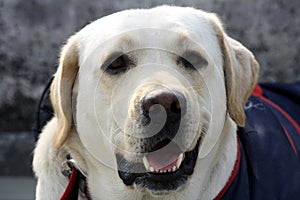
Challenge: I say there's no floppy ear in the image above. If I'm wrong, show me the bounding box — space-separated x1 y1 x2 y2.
209 14 260 126
51 35 79 149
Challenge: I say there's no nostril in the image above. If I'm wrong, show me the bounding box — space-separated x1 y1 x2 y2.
170 101 181 114
141 99 154 117
141 90 187 119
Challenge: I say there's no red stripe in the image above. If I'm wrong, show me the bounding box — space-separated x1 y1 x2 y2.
254 90 300 136
60 168 78 200
252 85 264 97
281 123 299 158
214 136 241 200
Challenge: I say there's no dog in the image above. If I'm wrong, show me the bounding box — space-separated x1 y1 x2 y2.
33 6 300 200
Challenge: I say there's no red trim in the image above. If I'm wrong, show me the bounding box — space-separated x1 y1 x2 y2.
214 136 241 200
252 85 300 136
60 168 78 200
252 85 264 97
281 123 299 158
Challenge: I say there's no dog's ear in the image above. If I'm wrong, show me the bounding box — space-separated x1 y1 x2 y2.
209 14 259 126
51 35 79 149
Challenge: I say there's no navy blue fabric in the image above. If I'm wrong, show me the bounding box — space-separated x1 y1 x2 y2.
260 81 300 125
221 82 300 200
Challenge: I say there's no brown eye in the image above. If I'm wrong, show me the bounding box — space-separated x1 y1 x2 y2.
110 56 126 69
106 55 128 74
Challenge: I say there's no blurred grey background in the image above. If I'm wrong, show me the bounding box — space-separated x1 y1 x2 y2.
0 0 299 198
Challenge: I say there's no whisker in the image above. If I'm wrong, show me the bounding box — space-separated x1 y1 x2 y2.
184 85 202 90
184 86 203 94
112 127 122 134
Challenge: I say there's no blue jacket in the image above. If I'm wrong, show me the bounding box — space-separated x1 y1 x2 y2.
218 82 300 200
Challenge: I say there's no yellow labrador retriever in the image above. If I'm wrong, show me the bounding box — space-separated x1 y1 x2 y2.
33 6 259 200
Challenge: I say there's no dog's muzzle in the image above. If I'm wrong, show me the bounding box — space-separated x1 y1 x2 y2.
116 90 201 192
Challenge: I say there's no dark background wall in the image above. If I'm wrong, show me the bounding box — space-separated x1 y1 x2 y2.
0 0 299 176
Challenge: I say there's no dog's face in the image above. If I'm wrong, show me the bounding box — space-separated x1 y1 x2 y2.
51 6 258 198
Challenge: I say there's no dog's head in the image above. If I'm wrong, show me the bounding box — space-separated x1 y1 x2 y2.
51 6 258 198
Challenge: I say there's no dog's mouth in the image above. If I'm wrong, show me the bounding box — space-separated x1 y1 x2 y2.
117 138 200 192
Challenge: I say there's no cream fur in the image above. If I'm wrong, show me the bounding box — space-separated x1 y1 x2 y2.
33 6 259 200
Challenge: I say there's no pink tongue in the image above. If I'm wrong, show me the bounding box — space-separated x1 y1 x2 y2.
147 142 182 171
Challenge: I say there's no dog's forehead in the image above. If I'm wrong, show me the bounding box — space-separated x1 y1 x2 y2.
78 6 219 54
83 6 211 32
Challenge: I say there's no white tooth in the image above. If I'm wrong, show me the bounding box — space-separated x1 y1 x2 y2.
168 169 172 172
160 170 164 173
143 156 150 170
176 153 184 168
172 166 177 172
163 170 167 173
149 166 154 172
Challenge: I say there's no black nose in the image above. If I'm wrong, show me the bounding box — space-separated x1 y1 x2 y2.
141 90 186 122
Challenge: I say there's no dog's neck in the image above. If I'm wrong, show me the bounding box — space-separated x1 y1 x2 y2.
202 116 238 199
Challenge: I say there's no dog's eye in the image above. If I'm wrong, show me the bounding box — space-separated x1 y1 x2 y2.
180 57 194 69
106 55 128 74
178 51 208 70
110 56 126 69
